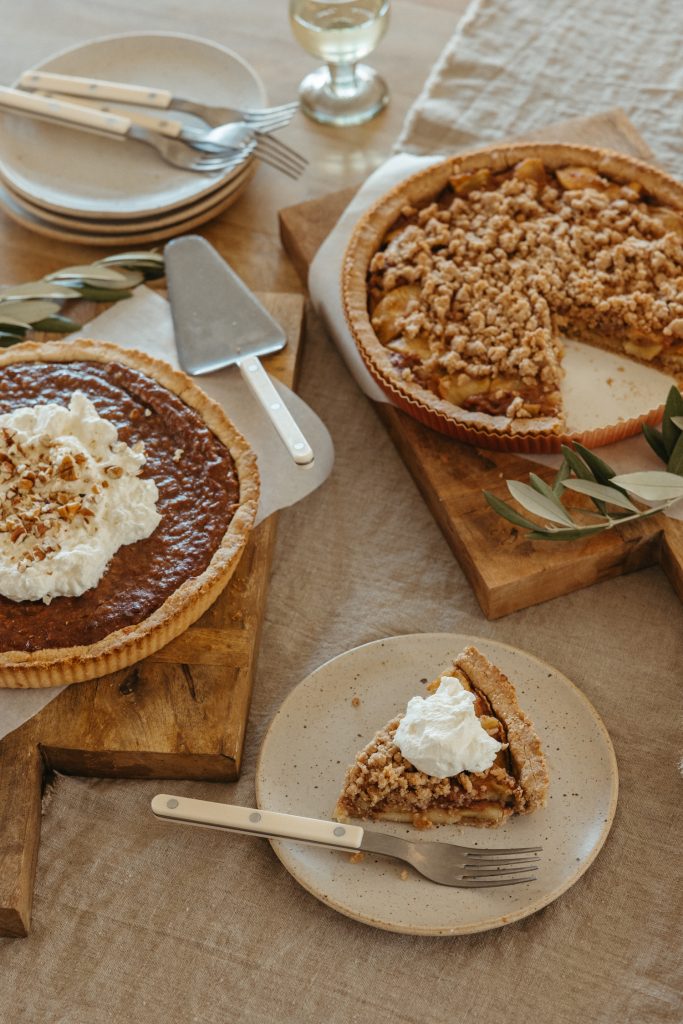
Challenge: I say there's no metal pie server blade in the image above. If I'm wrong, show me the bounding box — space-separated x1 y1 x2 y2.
165 235 314 465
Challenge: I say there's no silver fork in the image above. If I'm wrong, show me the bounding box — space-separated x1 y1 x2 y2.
151 795 541 888
182 122 306 180
42 97 308 180
0 87 240 174
19 70 300 130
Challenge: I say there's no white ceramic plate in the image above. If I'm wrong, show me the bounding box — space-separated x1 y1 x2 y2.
256 633 618 935
0 170 253 247
0 32 265 218
0 160 254 236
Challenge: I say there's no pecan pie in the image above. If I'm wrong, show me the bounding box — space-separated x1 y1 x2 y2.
335 646 548 828
342 143 683 444
0 339 259 688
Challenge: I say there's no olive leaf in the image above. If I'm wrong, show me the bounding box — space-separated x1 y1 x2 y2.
98 251 164 271
571 442 617 486
559 444 594 480
0 315 32 331
662 386 683 456
552 459 571 495
667 433 683 476
526 525 608 542
0 299 62 324
0 250 164 341
561 478 639 512
0 282 81 301
507 480 575 526
0 331 24 347
32 316 82 333
672 416 683 431
76 286 133 302
642 423 668 463
528 472 567 509
483 491 541 531
609 471 683 502
46 264 132 285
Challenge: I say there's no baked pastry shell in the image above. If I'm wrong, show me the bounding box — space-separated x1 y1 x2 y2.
0 338 260 688
342 142 683 452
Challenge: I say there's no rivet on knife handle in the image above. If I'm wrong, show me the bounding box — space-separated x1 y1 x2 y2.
151 794 363 848
240 357 314 465
19 70 173 110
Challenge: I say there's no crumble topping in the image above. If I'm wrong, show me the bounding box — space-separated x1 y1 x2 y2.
368 159 683 419
336 717 520 819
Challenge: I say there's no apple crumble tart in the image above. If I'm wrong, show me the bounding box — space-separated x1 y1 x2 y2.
342 143 683 441
335 645 548 828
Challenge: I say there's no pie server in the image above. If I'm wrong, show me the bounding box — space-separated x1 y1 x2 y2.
165 235 314 465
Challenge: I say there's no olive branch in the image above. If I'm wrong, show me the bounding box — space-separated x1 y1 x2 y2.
0 251 165 345
484 386 683 541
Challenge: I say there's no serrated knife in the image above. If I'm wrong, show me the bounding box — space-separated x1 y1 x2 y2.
165 235 314 465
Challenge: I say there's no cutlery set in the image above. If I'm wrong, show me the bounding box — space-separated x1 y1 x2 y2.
1 73 305 178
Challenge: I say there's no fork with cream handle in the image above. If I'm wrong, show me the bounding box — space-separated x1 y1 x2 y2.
151 794 541 888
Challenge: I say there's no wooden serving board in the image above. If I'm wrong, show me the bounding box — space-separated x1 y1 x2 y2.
279 110 683 620
0 290 305 938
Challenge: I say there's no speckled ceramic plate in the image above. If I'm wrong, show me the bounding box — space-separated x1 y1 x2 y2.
0 32 264 218
255 633 618 935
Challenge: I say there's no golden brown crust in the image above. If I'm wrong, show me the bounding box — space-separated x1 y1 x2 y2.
452 646 549 813
342 143 683 447
0 338 259 688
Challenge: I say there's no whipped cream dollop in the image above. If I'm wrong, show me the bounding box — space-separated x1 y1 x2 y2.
394 675 503 778
0 391 161 604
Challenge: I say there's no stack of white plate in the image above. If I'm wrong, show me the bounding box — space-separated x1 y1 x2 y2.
0 32 265 246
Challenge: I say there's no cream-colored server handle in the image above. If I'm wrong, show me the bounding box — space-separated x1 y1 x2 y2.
239 357 315 465
151 794 363 849
19 70 173 110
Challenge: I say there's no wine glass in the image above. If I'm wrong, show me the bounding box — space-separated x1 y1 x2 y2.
289 0 390 127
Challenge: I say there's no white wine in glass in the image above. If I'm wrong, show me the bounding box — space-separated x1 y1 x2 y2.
290 0 390 126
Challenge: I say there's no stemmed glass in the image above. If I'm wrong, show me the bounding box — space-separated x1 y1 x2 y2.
289 1 390 126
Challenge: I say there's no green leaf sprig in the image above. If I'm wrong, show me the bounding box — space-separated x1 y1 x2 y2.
0 251 165 346
484 386 683 541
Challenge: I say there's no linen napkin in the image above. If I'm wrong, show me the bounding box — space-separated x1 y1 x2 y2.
0 287 334 739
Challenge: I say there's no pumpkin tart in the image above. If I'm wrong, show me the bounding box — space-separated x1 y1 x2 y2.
0 339 259 688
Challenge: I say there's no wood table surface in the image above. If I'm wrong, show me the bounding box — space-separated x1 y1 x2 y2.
2 6 681 1024
0 0 467 288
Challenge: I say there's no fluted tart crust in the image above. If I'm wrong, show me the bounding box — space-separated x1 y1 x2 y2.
342 143 683 446
0 339 259 688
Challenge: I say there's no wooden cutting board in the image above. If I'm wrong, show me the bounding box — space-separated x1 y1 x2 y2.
278 110 683 620
0 289 304 938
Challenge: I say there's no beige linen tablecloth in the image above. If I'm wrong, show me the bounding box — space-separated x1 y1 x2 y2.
1 1 682 1021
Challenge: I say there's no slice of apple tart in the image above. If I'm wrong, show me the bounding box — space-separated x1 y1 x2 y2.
335 645 548 829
